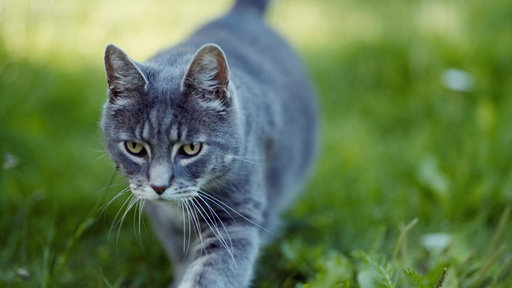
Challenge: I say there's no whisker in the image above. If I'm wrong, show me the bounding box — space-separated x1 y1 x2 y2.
100 187 131 216
139 199 147 238
132 199 139 242
197 190 235 220
108 192 133 239
117 195 140 244
179 201 192 254
203 197 233 251
183 200 206 255
94 154 107 162
190 199 234 262
180 201 186 253
99 182 129 192
189 200 215 252
88 148 110 162
195 195 233 245
113 194 138 245
195 195 234 256
228 154 264 165
185 201 193 254
89 148 109 154
197 191 271 235
134 198 145 246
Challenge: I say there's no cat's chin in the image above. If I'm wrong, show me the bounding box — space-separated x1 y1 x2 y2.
147 194 198 209
130 187 198 202
151 198 180 207
159 192 198 202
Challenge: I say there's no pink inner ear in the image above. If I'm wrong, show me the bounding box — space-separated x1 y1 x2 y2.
183 44 230 92
210 49 229 87
104 44 147 99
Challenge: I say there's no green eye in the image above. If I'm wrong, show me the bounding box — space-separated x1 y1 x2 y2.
180 143 202 157
125 141 146 156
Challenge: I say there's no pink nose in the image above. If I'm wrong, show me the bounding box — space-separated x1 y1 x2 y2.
151 185 167 195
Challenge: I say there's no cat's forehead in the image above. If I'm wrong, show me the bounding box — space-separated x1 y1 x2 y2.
143 57 189 94
145 73 183 101
138 99 213 140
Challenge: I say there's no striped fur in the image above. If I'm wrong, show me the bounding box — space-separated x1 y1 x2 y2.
101 0 317 287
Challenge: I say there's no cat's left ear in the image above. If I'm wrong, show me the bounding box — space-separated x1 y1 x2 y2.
182 44 230 100
104 44 148 103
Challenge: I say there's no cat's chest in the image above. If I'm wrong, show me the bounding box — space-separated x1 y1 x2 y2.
146 201 185 228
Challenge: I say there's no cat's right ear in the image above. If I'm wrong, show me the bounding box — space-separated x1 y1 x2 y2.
104 44 147 103
182 44 230 101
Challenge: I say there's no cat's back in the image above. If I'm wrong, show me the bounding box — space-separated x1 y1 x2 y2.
192 3 319 215
201 2 318 161
144 1 317 170
191 8 312 97
139 0 318 238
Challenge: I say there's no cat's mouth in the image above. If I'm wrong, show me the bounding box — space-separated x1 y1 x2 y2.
158 192 197 201
129 183 199 201
153 190 198 202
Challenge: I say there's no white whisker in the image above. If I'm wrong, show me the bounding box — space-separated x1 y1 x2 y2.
198 190 235 220
190 201 215 249
195 195 234 256
180 201 192 254
121 195 140 241
197 191 271 235
99 187 131 216
135 199 146 246
183 200 206 255
229 154 263 165
108 192 133 239
190 199 235 262
180 201 187 253
114 194 139 245
94 154 107 161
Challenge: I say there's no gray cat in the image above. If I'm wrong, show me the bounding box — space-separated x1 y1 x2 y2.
101 0 318 286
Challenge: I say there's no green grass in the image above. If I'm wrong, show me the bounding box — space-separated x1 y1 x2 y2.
1 0 512 287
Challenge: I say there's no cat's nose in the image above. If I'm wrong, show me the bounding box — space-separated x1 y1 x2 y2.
151 185 168 195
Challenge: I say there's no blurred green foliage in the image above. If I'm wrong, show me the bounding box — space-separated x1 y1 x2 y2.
1 0 511 287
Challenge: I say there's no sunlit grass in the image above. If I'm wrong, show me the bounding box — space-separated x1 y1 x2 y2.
1 0 512 287
0 0 230 62
0 0 473 63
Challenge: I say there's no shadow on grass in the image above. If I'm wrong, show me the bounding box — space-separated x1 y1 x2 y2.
2 1 512 284
0 48 171 287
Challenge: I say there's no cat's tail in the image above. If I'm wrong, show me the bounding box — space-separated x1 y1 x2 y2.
231 0 270 17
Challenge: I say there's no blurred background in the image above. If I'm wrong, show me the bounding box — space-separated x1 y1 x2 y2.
1 0 511 286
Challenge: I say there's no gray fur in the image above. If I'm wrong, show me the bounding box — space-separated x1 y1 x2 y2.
101 0 317 287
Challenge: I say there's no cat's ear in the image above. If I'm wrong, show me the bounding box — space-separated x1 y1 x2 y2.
182 44 230 99
104 44 147 103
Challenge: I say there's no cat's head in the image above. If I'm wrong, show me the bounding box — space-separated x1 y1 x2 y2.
101 44 241 202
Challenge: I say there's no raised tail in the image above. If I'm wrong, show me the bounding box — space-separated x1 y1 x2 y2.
231 0 270 17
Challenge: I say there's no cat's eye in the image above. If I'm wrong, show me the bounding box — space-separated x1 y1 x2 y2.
179 143 202 157
125 141 147 156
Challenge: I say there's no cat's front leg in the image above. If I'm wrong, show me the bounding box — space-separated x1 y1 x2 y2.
177 225 260 288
